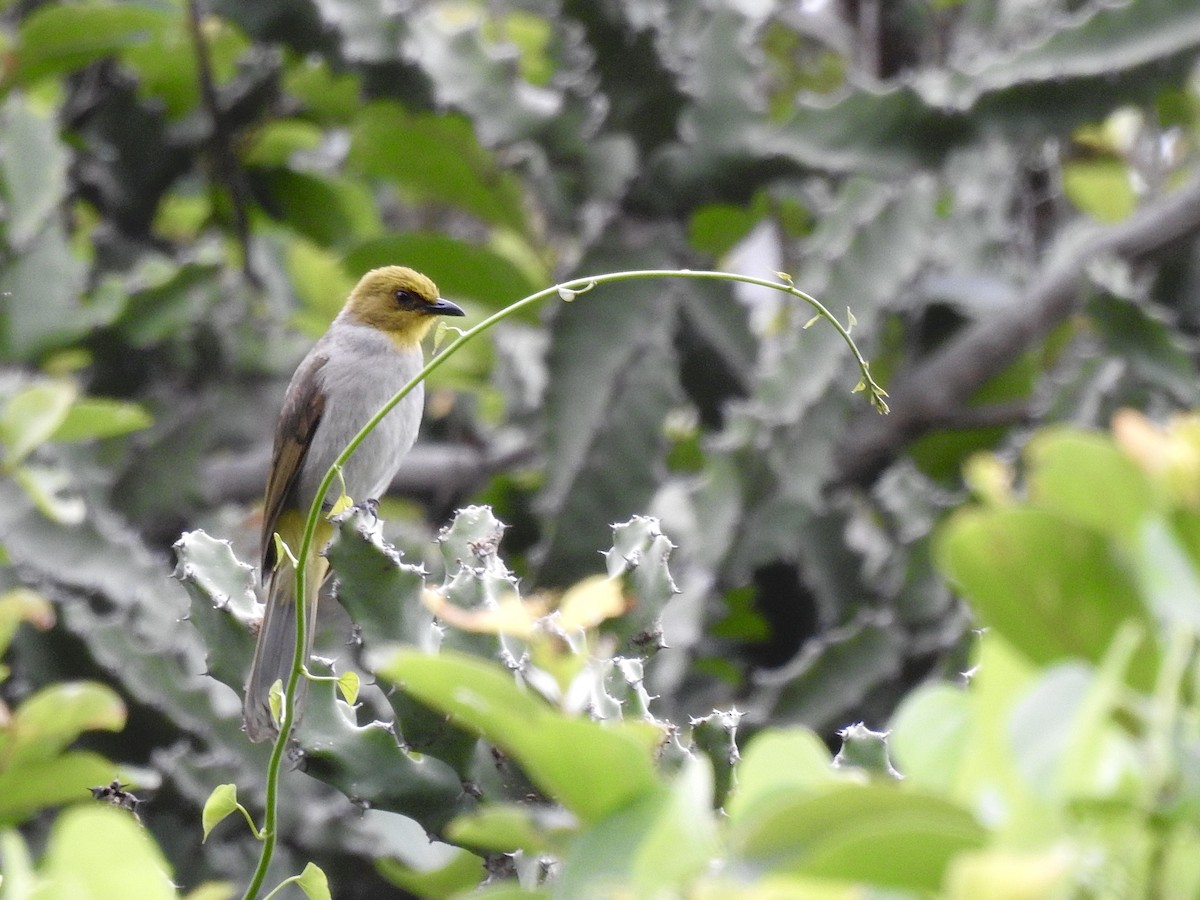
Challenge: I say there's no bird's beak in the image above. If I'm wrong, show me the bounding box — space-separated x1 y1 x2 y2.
426 297 466 317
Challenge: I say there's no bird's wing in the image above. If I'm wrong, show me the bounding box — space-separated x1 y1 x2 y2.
260 350 328 576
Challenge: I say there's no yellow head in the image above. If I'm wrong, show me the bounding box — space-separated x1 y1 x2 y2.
343 266 465 347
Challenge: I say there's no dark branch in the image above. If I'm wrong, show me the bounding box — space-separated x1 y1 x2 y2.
186 0 259 287
201 439 537 508
835 169 1200 486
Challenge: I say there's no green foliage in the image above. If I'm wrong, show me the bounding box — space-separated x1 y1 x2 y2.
0 587 180 898
11 806 178 899
3 0 1200 894
0 593 128 829
169 441 1200 896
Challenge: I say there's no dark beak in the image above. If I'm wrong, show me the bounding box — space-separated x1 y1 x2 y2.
427 297 466 317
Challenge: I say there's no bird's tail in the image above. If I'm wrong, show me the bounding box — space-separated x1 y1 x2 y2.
243 552 327 742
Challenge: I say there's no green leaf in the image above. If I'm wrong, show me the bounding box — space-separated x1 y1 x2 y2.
555 789 667 896
0 751 123 827
285 239 357 334
32 806 175 900
255 169 381 246
11 463 86 525
151 191 211 242
628 755 718 893
446 804 556 855
2 681 124 768
50 398 152 443
725 728 841 825
0 381 75 467
119 14 249 120
5 682 125 769
201 784 240 843
373 648 663 822
688 203 759 257
1131 517 1200 630
283 59 362 123
377 846 488 898
10 2 174 86
336 670 360 705
1025 428 1158 542
327 491 353 517
888 684 972 794
267 680 284 730
726 784 986 890
349 102 528 232
295 862 331 900
0 586 54 661
1063 158 1137 222
0 93 68 248
485 11 554 86
1009 624 1144 806
0 829 35 898
936 507 1158 689
242 119 326 167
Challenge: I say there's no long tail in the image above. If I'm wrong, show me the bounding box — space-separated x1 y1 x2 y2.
243 554 327 742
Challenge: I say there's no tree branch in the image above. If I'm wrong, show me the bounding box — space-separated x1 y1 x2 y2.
186 0 259 287
201 439 536 508
834 169 1200 486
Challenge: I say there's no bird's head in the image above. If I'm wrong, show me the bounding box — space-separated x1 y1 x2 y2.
343 266 465 348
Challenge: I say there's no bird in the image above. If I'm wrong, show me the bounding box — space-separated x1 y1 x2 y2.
244 265 465 742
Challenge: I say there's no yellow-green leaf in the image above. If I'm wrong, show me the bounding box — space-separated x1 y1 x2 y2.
38 806 175 899
557 575 627 631
336 670 360 705
0 381 75 467
50 397 152 442
267 679 285 728
11 463 85 524
201 784 239 843
1063 158 1136 223
295 862 331 900
6 681 125 768
0 587 54 660
273 533 298 569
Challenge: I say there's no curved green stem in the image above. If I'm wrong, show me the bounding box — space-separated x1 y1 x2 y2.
240 268 885 899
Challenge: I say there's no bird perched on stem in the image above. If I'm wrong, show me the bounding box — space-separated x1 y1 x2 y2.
244 266 465 742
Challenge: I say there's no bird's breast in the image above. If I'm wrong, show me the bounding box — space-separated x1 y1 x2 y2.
297 324 426 507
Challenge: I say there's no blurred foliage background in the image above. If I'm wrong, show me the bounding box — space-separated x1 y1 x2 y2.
3 0 1200 895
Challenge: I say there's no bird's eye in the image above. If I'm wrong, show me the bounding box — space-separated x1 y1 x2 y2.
393 289 420 309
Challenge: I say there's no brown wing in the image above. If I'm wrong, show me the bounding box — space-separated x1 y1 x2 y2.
260 351 328 577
